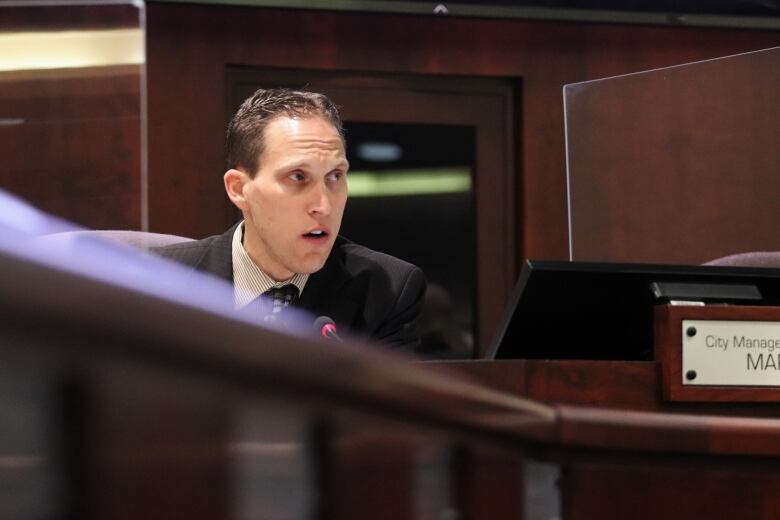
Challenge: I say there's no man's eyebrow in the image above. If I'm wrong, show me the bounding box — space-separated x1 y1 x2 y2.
275 159 350 172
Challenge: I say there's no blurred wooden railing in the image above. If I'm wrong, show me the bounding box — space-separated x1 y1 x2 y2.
2 246 780 519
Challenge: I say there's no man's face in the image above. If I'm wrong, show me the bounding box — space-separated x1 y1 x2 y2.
233 115 349 281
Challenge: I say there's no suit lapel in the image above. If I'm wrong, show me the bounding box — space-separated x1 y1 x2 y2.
297 239 359 325
200 226 360 326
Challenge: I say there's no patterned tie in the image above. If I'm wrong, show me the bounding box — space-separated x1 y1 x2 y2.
261 284 299 323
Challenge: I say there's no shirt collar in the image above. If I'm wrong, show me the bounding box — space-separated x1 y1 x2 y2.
231 222 308 309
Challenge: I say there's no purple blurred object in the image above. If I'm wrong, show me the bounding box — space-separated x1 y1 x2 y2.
0 189 77 236
0 188 318 339
704 252 780 268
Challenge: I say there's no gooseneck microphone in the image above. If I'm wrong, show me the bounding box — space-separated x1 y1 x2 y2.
313 316 342 342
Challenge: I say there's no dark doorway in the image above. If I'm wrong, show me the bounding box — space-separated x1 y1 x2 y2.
342 121 476 357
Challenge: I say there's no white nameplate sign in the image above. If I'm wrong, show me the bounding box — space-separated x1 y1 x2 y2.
682 320 780 386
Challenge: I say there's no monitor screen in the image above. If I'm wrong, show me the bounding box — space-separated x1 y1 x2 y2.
487 260 780 361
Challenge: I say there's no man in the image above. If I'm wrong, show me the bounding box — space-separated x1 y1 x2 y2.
153 88 426 350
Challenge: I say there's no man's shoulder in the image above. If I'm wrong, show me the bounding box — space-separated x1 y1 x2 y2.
151 234 219 263
150 226 235 278
334 237 419 279
328 237 426 351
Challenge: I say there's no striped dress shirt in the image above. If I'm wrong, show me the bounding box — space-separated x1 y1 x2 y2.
231 222 308 309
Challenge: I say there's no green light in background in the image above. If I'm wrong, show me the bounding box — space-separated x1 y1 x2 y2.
347 168 471 197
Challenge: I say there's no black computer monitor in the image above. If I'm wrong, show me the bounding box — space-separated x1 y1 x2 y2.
486 260 780 361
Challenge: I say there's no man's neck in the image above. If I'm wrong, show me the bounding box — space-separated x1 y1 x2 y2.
241 223 294 282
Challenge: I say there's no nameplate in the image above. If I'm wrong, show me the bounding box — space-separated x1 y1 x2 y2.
682 320 780 386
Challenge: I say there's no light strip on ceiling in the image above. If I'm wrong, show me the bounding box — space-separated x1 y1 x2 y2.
348 168 471 197
0 28 144 72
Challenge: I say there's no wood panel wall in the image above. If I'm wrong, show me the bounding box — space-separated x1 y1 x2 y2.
146 3 780 265
0 4 142 229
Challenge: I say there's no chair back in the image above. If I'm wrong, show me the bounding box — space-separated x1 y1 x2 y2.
38 230 194 250
704 251 780 268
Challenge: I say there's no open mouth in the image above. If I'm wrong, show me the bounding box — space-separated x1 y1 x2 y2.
303 230 329 239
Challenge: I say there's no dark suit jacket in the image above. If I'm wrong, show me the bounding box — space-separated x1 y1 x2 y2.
151 224 426 351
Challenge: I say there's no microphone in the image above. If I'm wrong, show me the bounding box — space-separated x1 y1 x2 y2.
314 316 342 342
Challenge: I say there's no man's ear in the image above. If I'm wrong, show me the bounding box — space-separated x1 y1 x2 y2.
224 168 249 211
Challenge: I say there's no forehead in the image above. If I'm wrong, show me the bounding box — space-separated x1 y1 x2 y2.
262 115 344 153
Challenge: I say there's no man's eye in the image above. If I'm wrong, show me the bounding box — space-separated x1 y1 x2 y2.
288 172 305 182
327 171 344 182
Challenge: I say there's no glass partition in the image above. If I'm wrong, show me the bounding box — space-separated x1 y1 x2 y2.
0 1 146 230
565 46 780 264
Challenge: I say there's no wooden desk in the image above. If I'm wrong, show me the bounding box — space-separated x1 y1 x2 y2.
435 359 780 416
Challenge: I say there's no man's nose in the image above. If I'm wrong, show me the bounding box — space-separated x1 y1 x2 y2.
308 183 332 216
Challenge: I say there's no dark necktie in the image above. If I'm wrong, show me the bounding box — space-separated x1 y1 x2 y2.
261 284 299 322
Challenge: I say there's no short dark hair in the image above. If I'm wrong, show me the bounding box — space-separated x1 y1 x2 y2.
226 88 344 176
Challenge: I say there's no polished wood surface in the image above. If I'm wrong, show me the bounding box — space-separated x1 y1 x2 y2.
146 2 780 265
4 240 780 517
1 3 139 31
562 460 780 520
556 405 780 455
436 357 780 518
0 4 143 230
655 304 780 402
436 359 780 416
0 67 142 229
